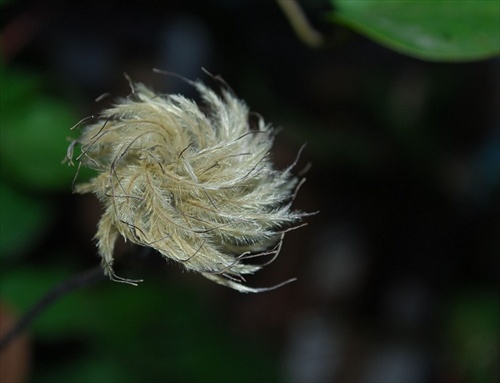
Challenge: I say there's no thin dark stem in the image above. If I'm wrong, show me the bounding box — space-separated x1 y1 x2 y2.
0 266 106 351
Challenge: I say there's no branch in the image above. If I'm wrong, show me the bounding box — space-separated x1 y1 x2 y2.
276 0 324 48
0 266 106 351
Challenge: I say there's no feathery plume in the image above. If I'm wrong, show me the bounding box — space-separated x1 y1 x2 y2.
67 73 308 292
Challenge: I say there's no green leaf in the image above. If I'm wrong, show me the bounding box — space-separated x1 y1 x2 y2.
330 0 500 62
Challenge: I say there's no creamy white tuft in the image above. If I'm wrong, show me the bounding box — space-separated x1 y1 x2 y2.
67 76 308 292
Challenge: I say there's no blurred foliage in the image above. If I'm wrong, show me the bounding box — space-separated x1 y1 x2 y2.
330 0 500 61
0 180 51 258
0 65 79 190
0 266 279 383
0 62 95 259
447 290 500 383
0 63 79 263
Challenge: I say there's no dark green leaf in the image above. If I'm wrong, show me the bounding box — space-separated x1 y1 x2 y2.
330 0 500 61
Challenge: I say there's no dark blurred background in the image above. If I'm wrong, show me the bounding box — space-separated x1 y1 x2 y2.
1 1 499 382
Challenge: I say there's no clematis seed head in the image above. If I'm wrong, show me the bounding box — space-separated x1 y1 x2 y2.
67 73 308 293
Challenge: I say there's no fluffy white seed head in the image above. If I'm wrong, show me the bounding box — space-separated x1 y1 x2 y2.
68 76 307 292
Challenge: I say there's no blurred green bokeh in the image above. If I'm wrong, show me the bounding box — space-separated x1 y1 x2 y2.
0 180 50 258
0 266 279 383
0 66 78 190
447 291 500 383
